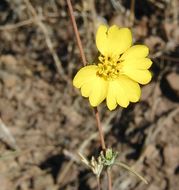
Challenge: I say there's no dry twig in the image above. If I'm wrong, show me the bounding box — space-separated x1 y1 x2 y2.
57 111 117 186
24 0 65 78
0 18 36 30
0 118 18 150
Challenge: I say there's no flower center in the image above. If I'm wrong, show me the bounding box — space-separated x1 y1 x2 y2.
97 54 123 80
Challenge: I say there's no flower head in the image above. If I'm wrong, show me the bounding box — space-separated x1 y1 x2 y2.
73 25 152 110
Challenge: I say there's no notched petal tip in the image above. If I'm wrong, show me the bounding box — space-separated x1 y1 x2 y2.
108 27 132 55
96 24 132 55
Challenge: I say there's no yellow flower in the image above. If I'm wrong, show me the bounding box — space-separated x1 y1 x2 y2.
73 25 152 110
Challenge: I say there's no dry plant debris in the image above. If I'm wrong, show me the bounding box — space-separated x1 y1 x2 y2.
0 0 178 190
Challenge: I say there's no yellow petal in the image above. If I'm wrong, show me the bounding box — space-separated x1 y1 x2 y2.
122 58 152 70
117 76 141 102
96 25 108 56
123 69 152 85
120 45 149 60
106 82 118 110
81 78 95 97
107 26 132 55
89 77 108 107
96 25 132 56
106 81 129 110
73 65 98 88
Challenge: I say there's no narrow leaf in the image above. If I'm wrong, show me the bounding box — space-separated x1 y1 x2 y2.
115 162 148 184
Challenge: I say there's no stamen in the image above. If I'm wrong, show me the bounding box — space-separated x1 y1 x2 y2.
97 54 122 80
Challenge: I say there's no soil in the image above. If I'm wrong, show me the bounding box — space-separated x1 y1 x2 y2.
0 0 179 190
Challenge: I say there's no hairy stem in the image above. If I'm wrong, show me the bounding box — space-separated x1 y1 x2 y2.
94 107 106 150
97 177 101 190
107 168 112 190
66 0 112 189
130 0 135 25
66 0 87 66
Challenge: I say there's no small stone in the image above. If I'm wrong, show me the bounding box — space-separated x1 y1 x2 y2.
167 73 179 92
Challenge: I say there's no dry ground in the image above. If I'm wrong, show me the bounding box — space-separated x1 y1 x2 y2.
0 0 179 190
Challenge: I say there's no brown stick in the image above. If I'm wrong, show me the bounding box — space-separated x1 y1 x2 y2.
94 107 106 150
130 0 135 26
97 177 101 190
66 0 112 189
66 0 87 66
107 169 112 190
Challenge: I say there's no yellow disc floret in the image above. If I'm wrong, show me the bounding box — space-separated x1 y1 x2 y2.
97 54 123 80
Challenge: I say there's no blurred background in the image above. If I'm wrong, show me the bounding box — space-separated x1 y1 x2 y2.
0 0 179 190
